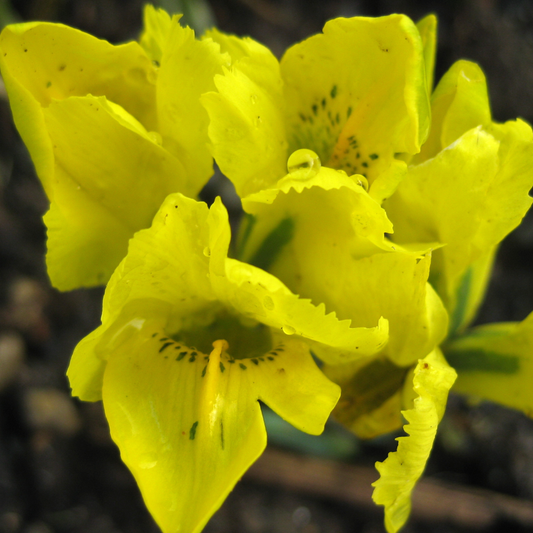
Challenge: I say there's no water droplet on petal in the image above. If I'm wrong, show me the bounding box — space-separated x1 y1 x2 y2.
282 325 296 335
203 247 211 257
263 296 275 310
287 149 321 179
139 453 157 469
356 175 369 191
250 94 258 104
148 131 162 145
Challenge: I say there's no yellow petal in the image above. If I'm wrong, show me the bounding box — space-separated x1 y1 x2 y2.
445 312 533 417
103 327 266 533
387 124 533 332
68 193 340 531
156 18 229 189
325 357 407 438
413 60 491 164
139 5 174 63
201 38 287 197
0 22 158 136
41 96 188 290
241 165 445 366
372 349 457 533
246 331 340 435
416 14 437 94
281 15 430 190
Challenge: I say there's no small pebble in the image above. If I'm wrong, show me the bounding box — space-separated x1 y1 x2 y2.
24 388 81 436
0 512 21 533
2 278 49 341
0 332 25 392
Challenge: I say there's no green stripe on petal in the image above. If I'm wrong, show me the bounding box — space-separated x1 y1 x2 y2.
445 313 533 416
372 349 457 533
325 357 407 439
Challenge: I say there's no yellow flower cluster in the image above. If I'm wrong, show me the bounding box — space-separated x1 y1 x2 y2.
1 7 532 533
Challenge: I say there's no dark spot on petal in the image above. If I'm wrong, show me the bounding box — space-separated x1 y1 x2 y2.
189 421 198 440
159 342 173 353
219 362 225 373
330 85 337 98
239 363 247 370
369 153 379 160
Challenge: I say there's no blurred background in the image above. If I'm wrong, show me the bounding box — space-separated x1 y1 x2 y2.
1 0 533 532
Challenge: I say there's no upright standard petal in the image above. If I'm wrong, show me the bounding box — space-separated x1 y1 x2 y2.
412 60 491 164
444 313 533 417
386 124 533 333
201 36 287 197
372 349 457 533
416 15 437 94
139 5 173 64
155 16 229 190
42 96 188 289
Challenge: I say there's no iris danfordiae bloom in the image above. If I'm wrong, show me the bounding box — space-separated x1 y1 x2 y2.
203 13 533 533
67 193 391 533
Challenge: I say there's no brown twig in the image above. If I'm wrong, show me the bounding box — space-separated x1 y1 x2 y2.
246 447 533 529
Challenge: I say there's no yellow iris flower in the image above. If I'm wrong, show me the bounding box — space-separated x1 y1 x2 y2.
67 192 390 533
